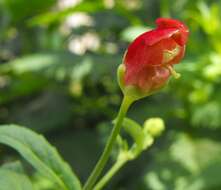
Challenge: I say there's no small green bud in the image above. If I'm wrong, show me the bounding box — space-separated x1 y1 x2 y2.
143 118 165 137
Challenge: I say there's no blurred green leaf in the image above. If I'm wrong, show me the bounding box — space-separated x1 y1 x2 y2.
0 168 34 190
0 125 82 190
0 52 120 104
8 90 73 132
121 26 151 42
1 160 25 173
0 74 48 104
192 101 221 129
203 53 221 81
0 52 119 80
197 2 220 35
29 1 105 26
186 160 221 190
3 0 56 23
143 132 221 190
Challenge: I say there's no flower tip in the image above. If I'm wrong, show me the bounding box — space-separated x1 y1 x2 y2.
156 17 188 31
156 18 189 46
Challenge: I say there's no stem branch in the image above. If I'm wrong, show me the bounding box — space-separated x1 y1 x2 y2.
94 158 127 190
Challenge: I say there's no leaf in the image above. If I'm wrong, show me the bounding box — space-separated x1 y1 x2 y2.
0 74 47 104
143 132 221 190
0 52 119 81
29 1 105 26
186 159 221 190
1 160 25 173
121 26 151 42
9 90 73 133
3 0 56 22
0 52 120 104
0 125 82 190
192 101 221 129
0 168 34 190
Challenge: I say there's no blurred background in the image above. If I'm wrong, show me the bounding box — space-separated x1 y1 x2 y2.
1 0 221 189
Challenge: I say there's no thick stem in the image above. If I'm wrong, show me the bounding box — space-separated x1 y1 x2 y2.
83 96 134 190
94 159 127 190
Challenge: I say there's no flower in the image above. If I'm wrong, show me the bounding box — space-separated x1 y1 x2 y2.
121 18 189 97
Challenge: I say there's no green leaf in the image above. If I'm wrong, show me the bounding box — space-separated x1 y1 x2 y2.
29 1 104 26
121 26 151 42
1 161 25 173
143 132 221 190
0 125 82 190
0 52 119 104
192 101 221 129
0 52 119 81
186 160 221 190
0 168 34 190
3 0 56 23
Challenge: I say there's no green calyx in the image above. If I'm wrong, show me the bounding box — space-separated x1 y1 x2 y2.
117 64 153 101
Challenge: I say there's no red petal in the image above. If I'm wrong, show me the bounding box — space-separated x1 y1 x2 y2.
124 37 180 69
156 18 189 46
156 18 188 31
130 28 179 47
125 66 170 92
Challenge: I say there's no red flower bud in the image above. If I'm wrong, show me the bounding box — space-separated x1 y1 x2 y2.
123 18 189 94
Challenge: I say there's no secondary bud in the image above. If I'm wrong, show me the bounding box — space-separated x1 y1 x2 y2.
143 118 165 137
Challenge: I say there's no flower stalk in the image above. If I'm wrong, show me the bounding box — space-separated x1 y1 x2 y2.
83 96 134 190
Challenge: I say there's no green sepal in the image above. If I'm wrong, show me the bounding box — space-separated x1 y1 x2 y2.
117 64 159 101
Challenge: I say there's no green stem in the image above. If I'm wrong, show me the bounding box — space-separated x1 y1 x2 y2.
83 96 134 190
94 158 127 190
